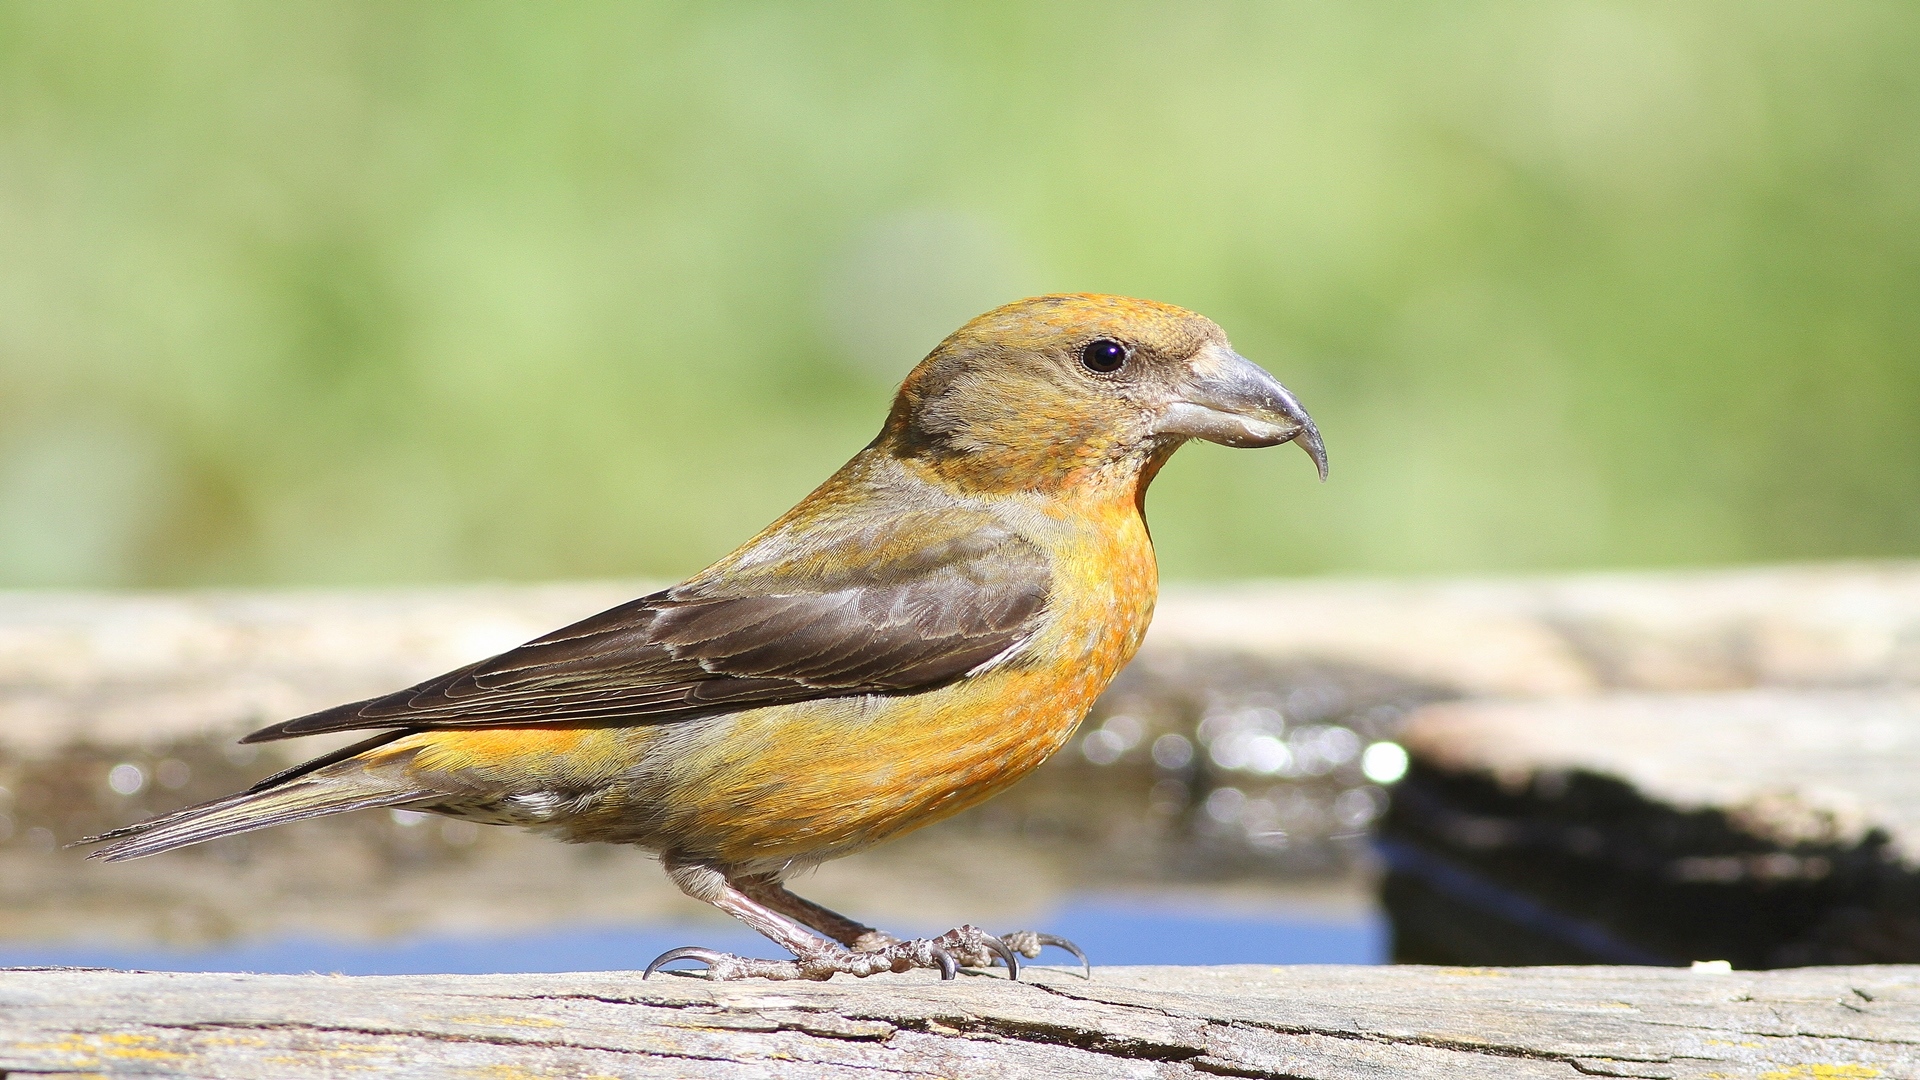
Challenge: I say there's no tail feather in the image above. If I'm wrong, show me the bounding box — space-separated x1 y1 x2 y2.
80 775 427 862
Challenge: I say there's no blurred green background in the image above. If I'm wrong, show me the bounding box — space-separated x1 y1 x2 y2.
0 1 1915 588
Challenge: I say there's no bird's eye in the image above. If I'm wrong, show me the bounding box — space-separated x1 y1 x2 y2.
1080 339 1129 374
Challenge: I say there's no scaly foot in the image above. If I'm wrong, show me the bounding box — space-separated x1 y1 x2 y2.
643 924 1019 982
852 927 1089 978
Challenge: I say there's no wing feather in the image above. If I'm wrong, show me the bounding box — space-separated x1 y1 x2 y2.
242 510 1050 743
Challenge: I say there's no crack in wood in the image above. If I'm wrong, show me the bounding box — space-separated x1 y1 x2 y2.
7 966 1918 1078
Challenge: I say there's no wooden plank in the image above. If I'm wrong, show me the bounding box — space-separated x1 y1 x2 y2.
9 562 1920 752
1386 692 1920 968
3 963 1917 1079
1155 560 1920 695
1401 691 1920 865
0 582 643 752
9 568 1920 975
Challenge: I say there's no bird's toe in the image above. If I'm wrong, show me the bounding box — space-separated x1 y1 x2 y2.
641 942 908 981
998 930 1091 978
643 945 811 981
640 925 1049 982
870 925 1019 979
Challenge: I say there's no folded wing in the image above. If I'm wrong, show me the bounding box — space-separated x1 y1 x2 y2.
242 510 1050 742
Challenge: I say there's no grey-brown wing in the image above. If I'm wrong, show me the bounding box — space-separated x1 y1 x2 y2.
241 523 1050 743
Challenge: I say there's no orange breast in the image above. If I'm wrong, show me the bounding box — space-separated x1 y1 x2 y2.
642 494 1159 867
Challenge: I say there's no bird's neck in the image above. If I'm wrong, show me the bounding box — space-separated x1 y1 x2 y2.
877 430 1180 516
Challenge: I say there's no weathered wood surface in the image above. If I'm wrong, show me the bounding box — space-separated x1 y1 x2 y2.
1385 690 1920 968
3 964 1917 1079
1403 690 1920 865
8 561 1920 750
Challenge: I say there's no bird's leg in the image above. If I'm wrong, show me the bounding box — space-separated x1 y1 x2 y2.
734 873 1089 977
733 872 1057 975
733 873 899 953
645 862 886 980
731 872 1088 976
732 873 1021 969
644 862 1020 981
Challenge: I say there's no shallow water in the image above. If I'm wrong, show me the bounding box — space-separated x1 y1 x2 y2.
0 897 1386 974
0 653 1409 974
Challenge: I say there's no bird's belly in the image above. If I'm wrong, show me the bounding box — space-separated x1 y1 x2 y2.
613 662 1093 866
394 610 1143 865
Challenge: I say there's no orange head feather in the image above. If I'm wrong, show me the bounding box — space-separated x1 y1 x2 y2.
876 294 1324 497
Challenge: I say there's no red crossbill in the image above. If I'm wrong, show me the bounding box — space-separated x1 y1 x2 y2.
85 294 1325 981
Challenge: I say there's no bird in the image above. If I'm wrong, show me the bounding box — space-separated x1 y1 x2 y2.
81 293 1326 982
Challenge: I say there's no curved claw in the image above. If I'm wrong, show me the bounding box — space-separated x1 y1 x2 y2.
984 935 1021 981
643 945 726 980
930 944 959 981
1034 933 1092 979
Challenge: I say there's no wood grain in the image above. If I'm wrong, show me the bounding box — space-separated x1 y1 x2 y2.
3 964 1916 1079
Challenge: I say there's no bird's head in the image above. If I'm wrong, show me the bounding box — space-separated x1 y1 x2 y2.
878 294 1326 496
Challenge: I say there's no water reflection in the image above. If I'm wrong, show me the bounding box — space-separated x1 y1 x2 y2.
0 898 1386 974
1060 651 1445 875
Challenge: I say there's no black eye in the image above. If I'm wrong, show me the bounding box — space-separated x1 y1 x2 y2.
1081 338 1129 373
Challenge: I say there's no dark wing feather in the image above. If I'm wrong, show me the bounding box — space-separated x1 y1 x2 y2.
242 515 1049 743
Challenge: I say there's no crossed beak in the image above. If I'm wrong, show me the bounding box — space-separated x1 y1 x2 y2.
1151 344 1328 480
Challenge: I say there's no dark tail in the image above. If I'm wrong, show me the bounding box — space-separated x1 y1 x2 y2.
79 732 430 862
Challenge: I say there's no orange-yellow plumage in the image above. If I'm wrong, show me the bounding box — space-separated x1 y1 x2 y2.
84 293 1324 981
372 421 1162 868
